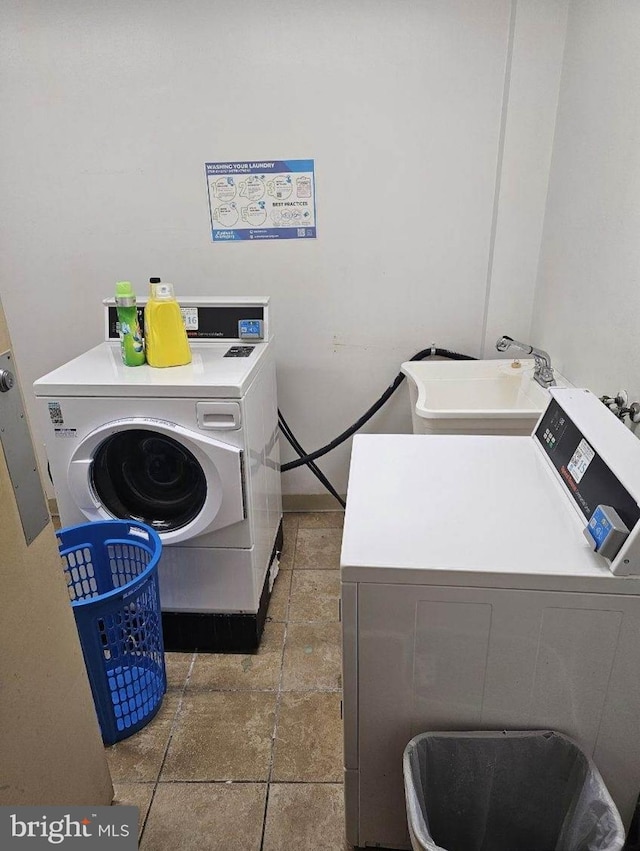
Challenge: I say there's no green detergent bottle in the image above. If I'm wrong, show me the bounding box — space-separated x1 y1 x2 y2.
115 281 145 366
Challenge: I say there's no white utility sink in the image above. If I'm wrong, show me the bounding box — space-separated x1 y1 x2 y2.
401 358 571 435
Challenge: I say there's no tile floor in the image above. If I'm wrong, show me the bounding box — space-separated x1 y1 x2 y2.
109 511 351 850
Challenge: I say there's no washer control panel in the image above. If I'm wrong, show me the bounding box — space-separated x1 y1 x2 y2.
535 397 639 532
535 390 640 572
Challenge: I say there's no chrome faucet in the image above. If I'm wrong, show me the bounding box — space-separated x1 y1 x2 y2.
496 335 556 388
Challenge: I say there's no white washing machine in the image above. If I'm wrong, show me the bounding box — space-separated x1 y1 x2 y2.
341 388 640 848
34 296 282 652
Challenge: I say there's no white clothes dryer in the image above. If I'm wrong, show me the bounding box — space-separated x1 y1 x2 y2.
341 388 640 848
34 296 282 652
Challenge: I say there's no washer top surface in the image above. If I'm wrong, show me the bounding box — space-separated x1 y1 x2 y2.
33 341 270 399
341 433 640 594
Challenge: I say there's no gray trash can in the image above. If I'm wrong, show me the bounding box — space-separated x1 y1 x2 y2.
403 730 624 851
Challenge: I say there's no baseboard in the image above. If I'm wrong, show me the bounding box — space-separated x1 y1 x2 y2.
282 493 346 512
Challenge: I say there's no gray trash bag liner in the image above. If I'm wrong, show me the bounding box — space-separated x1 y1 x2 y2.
403 730 625 851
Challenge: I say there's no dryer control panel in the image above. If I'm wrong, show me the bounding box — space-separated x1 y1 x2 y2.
103 296 270 343
535 388 640 574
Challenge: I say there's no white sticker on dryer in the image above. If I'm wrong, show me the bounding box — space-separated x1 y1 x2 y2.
181 308 198 330
567 438 595 483
54 428 77 438
48 401 63 424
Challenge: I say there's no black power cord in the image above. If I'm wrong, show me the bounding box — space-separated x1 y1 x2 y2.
279 346 476 480
278 410 346 508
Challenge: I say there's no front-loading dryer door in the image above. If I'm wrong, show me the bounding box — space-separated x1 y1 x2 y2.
67 419 245 544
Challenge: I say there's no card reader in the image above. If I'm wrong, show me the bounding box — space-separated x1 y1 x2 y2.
238 319 263 340
583 504 630 560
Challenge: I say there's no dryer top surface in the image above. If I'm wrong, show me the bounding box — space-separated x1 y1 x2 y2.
33 341 271 399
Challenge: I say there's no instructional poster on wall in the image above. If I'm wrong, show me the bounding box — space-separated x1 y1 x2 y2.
206 159 316 241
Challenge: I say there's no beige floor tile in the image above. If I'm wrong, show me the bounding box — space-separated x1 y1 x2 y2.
283 511 300 533
294 528 343 570
186 622 285 691
164 652 193 692
279 514 298 569
298 511 345 529
289 570 340 622
266 569 291 622
263 783 349 851
105 694 180 783
140 783 266 851
161 691 276 781
282 622 342 691
272 691 343 782
112 782 154 838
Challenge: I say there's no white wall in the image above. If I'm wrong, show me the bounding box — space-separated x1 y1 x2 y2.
0 1 567 499
531 1 640 404
482 0 568 355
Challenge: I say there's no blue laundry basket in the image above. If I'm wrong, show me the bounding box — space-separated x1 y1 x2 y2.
56 520 167 746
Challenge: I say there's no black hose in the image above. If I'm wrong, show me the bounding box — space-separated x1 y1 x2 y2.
278 411 346 508
281 346 476 473
280 415 344 507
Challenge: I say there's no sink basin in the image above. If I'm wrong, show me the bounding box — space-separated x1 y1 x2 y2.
401 358 570 435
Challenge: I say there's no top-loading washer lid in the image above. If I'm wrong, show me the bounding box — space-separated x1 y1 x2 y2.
342 458 640 600
32 340 270 399
342 389 640 588
340 433 617 589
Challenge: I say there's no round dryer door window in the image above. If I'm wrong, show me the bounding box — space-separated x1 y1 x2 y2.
91 429 207 532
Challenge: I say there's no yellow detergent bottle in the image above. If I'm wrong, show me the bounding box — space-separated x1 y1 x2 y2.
144 279 192 367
